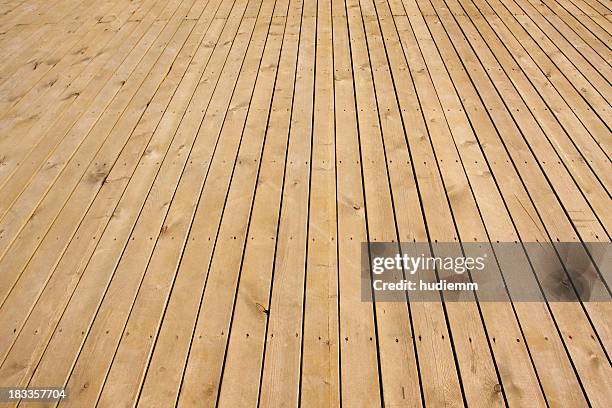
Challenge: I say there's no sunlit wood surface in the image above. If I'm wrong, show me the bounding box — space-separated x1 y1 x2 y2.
0 0 610 406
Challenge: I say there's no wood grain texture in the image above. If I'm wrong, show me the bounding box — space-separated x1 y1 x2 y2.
0 0 609 406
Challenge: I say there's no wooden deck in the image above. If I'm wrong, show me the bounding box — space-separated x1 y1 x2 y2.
0 0 610 406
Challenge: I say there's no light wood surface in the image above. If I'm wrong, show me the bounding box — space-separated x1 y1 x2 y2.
0 0 609 406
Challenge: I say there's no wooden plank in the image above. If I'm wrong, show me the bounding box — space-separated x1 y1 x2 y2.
0 20 74 85
0 0 227 396
397 0 569 406
354 1 471 406
0 0 83 34
330 0 382 405
0 0 169 252
563 0 612 30
455 0 611 233
94 0 279 405
519 0 612 85
451 0 612 248
0 0 193 309
0 0 109 84
475 0 612 172
368 1 507 406
206 0 302 405
299 0 340 404
54 0 263 406
537 0 611 62
0 0 31 19
18 2 247 406
503 0 612 105
257 0 316 404
574 0 612 17
445 0 612 356
422 0 611 404
137 5 286 408
482 0 612 232
0 0 199 369
0 1 608 406
547 0 612 44
489 0 611 124
0 0 124 116
0 0 159 199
